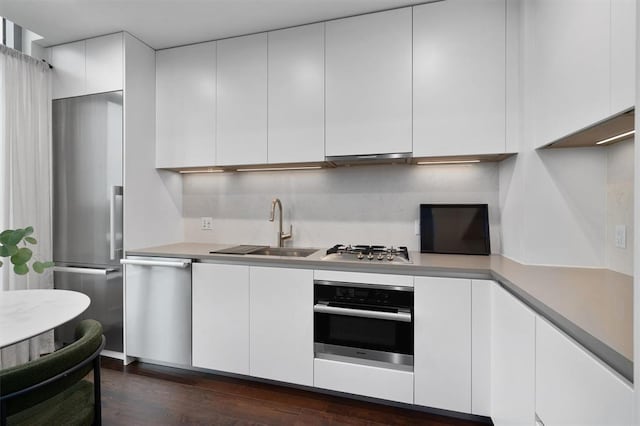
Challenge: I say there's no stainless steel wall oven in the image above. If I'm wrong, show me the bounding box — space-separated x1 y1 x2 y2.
314 280 414 371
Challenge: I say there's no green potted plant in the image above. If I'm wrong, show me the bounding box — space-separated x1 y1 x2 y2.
0 227 54 275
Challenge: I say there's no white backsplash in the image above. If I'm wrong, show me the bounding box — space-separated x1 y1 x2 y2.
605 140 634 276
183 163 501 252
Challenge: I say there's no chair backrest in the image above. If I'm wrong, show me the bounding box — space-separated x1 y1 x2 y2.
0 319 104 417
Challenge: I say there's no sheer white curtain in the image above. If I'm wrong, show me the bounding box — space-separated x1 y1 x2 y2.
0 45 54 367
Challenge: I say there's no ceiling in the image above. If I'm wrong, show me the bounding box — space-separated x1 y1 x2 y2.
0 0 423 50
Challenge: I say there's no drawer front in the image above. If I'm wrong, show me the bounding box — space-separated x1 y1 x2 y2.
314 270 414 287
314 358 413 404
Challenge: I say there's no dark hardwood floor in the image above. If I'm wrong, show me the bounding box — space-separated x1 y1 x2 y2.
99 357 490 426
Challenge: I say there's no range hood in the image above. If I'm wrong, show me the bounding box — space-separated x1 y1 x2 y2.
325 152 413 166
540 108 635 149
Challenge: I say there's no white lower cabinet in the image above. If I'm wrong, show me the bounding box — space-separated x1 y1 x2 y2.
491 284 536 426
471 280 492 417
535 318 633 426
249 266 314 386
192 263 249 375
314 358 414 404
414 276 471 413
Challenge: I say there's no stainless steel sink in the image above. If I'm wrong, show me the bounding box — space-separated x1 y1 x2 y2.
249 247 318 257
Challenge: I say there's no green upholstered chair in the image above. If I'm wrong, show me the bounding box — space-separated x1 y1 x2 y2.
0 319 105 426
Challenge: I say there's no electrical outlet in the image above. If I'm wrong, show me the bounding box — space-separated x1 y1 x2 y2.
615 225 626 249
201 217 213 231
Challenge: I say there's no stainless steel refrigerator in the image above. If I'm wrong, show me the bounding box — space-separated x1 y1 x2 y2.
52 91 124 354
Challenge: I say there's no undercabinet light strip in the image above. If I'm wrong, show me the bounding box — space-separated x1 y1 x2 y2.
594 130 635 145
416 160 481 165
179 169 225 174
236 166 323 172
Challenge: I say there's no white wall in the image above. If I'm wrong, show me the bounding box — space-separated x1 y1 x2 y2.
498 0 627 269
123 33 183 250
605 140 634 275
182 163 500 252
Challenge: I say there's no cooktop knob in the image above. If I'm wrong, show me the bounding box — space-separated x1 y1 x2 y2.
367 253 374 260
387 254 395 261
377 254 384 260
357 252 364 260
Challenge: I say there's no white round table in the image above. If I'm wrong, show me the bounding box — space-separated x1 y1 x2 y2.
0 289 90 348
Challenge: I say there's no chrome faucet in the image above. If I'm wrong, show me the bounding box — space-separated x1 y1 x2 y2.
269 198 292 247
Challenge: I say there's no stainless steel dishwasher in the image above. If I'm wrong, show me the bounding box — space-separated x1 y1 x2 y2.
121 256 192 365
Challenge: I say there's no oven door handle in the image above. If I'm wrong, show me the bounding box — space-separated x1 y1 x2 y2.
313 304 412 322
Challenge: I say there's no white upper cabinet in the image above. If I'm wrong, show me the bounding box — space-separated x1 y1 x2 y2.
414 277 471 413
532 0 612 146
268 24 325 164
413 0 506 157
535 318 633 426
51 41 86 99
156 42 216 168
216 33 268 166
325 9 412 157
85 33 123 94
51 34 123 100
610 0 636 113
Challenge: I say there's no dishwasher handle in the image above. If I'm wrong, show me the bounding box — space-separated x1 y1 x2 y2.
313 304 412 322
120 258 191 268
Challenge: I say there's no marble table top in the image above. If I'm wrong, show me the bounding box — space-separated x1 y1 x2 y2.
0 289 90 348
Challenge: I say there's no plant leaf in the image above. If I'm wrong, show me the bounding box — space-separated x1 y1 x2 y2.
0 230 13 244
0 259 3 267
0 246 9 257
5 229 25 246
13 263 28 275
23 226 34 236
11 247 33 265
32 261 44 273
43 261 55 268
24 237 37 244
6 245 18 256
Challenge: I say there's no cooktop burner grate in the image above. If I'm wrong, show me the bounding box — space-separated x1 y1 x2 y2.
325 244 411 263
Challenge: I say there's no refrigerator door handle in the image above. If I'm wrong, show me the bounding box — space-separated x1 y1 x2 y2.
120 259 192 268
110 185 123 261
53 266 118 275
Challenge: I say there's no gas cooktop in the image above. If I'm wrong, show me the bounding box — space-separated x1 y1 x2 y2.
323 244 412 264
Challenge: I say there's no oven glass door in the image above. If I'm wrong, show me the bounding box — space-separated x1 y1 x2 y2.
314 308 413 355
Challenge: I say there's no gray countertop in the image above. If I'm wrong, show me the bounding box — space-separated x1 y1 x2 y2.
127 242 633 382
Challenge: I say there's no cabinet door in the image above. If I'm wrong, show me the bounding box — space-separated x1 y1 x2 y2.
471 280 492 416
325 9 412 157
610 0 636 113
491 285 535 426
192 263 249 375
413 0 506 156
268 24 324 164
156 42 216 168
51 40 86 99
535 318 633 426
532 0 610 145
86 33 123 94
217 33 268 166
249 266 313 386
414 276 471 413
